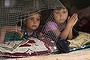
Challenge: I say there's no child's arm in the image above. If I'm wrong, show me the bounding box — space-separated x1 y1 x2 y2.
59 13 78 39
59 23 72 39
67 13 78 39
49 20 74 40
0 28 6 43
50 22 72 40
67 27 73 39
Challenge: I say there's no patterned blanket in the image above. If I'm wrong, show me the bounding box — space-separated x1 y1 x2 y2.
0 32 90 58
0 38 50 58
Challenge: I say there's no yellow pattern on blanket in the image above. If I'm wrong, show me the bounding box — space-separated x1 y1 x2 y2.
69 32 90 47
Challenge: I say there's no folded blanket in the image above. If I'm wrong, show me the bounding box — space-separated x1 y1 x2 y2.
68 32 90 51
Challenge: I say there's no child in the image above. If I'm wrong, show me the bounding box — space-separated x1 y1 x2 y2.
42 6 79 41
41 6 79 53
22 12 41 39
0 12 41 43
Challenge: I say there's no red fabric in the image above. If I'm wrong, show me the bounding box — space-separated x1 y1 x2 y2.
0 51 49 58
20 40 35 47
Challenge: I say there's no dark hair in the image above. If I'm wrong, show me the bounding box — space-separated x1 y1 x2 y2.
55 6 66 10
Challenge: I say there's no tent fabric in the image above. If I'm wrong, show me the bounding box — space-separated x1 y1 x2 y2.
0 0 64 26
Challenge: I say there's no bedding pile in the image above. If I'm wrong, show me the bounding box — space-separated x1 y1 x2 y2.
0 32 90 58
0 38 51 58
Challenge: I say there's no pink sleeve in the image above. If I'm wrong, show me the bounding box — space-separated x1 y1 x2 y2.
46 21 58 31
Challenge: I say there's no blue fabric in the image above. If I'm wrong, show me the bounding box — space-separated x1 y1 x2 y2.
22 30 38 39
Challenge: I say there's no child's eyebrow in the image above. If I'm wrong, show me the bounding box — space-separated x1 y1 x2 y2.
63 10 68 12
62 9 67 11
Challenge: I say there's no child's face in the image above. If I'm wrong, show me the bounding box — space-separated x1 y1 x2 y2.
53 8 68 24
26 12 40 31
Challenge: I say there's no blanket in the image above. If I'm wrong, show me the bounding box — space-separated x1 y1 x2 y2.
0 38 50 58
16 49 90 60
0 32 90 58
69 32 90 47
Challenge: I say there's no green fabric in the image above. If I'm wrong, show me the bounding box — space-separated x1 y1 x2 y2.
4 31 23 42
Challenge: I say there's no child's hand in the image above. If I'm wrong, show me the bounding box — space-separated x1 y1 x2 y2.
67 13 78 27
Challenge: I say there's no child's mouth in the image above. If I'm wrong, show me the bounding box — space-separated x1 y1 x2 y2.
59 19 65 22
32 25 37 28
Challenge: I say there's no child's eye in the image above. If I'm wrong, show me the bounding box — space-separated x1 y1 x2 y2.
36 18 40 21
55 11 59 14
53 10 59 14
29 17 34 20
63 11 67 14
56 12 59 14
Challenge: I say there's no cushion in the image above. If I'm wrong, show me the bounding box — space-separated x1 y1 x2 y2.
68 32 90 51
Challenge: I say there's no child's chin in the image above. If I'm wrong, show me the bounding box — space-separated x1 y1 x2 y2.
59 22 64 24
60 21 65 23
32 28 37 30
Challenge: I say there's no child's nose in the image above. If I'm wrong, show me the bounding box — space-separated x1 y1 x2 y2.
59 14 62 18
33 19 37 23
59 13 63 18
